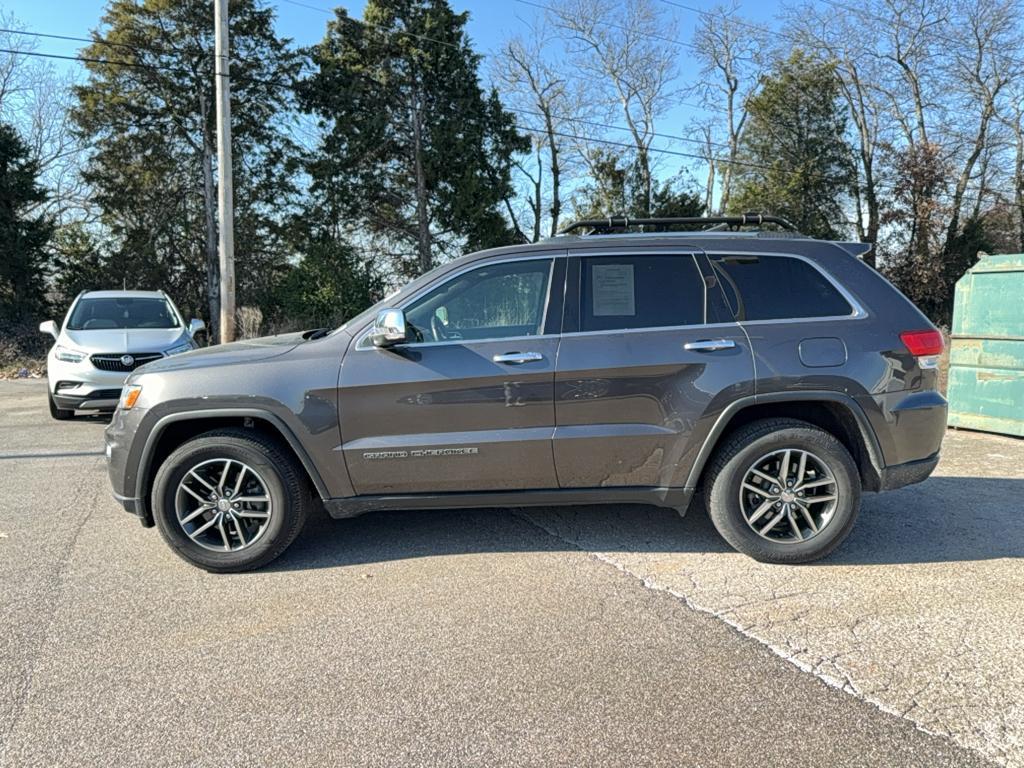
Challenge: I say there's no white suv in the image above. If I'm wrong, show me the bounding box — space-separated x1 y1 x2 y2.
39 290 205 419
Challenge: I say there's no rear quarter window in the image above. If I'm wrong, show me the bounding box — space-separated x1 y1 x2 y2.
709 254 853 321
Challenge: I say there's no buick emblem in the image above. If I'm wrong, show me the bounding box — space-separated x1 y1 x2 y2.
120 354 135 368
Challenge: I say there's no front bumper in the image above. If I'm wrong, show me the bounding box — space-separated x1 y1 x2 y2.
54 386 122 411
105 406 154 527
49 356 135 411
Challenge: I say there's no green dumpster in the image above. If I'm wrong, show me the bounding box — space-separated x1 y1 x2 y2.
947 252 1024 437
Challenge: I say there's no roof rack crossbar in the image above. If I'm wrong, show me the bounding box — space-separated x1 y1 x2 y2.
558 214 798 235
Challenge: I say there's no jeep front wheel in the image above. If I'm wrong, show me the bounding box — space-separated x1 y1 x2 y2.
151 429 310 572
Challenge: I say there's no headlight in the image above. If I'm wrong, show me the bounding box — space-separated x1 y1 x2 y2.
120 385 143 410
164 342 193 356
54 345 86 363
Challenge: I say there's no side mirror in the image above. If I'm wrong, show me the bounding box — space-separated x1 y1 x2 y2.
39 320 58 340
369 308 408 347
188 318 206 337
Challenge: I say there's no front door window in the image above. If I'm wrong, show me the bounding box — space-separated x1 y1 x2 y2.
403 259 552 343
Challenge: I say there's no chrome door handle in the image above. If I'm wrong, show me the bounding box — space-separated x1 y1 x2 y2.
684 339 736 352
492 351 544 364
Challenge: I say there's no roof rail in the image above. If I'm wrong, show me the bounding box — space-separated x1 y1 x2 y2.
558 213 799 235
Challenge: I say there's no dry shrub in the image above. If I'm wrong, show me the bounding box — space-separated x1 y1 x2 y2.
235 306 264 340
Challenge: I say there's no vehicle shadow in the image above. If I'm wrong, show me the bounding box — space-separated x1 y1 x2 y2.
266 475 1024 572
65 412 114 425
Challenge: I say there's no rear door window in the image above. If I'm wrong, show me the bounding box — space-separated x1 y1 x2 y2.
580 254 706 332
708 254 852 321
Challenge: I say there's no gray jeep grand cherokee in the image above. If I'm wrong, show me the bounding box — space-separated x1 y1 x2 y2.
105 216 947 572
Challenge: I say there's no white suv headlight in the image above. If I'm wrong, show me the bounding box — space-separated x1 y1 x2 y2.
164 342 193 356
54 345 87 363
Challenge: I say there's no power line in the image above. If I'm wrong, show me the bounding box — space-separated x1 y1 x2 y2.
0 42 300 92
0 43 746 171
0 35 823 179
278 0 466 52
4 21 1022 211
515 106 733 153
0 26 129 51
659 0 1024 93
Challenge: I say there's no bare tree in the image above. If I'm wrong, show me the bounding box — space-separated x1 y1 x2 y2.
547 0 678 216
790 3 887 261
848 0 949 266
0 14 90 226
690 118 718 213
1000 85 1024 250
493 26 574 238
690 2 762 213
940 0 1022 253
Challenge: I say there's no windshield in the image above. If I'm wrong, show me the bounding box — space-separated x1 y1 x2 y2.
67 297 180 330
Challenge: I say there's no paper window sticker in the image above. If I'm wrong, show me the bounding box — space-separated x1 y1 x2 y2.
592 263 636 316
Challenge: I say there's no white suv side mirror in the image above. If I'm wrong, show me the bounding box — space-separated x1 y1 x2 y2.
39 320 58 340
188 318 206 337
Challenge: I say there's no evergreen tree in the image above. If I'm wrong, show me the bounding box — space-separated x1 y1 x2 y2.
278 236 385 329
299 0 528 278
70 0 301 339
572 149 628 219
51 223 108 303
0 122 53 326
729 51 855 240
572 148 704 221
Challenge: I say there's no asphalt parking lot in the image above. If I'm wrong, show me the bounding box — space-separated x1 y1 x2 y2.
1 378 1021 767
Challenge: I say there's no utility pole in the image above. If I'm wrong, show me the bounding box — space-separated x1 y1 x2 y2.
214 0 235 343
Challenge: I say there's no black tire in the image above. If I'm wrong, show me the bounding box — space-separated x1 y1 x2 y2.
704 418 861 564
48 391 74 420
151 429 311 572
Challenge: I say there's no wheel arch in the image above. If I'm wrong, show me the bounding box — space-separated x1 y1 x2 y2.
135 409 329 526
686 393 885 492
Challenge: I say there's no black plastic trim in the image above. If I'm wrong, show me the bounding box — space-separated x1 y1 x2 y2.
111 491 155 527
684 391 886 490
324 486 694 519
878 453 940 491
133 408 331 507
560 214 798 235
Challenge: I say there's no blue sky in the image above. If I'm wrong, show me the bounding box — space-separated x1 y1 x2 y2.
0 0 783 187
0 0 781 58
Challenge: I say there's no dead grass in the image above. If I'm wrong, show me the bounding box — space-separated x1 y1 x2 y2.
0 358 46 380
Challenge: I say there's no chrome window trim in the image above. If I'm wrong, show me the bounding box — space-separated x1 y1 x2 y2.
355 255 559 351
566 246 703 257
562 248 866 337
560 321 741 339
358 332 562 350
703 249 869 325
353 246 867 347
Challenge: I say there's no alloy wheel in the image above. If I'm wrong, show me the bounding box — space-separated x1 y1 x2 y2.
175 458 272 552
738 448 838 544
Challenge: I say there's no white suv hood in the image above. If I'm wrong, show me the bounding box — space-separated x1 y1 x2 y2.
62 327 187 354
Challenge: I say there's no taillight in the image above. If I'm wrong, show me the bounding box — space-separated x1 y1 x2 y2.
900 329 944 357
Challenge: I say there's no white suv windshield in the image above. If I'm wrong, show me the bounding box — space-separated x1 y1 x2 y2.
67 297 180 330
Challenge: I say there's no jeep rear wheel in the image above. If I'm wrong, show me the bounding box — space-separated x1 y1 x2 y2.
152 429 310 572
704 418 861 564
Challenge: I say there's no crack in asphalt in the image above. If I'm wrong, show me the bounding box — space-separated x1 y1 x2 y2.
511 507 1000 767
0 451 105 461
